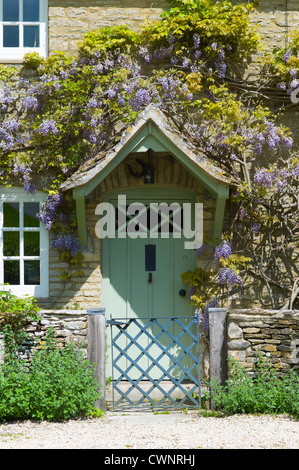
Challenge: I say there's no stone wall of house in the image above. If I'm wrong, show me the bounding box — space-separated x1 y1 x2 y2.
227 309 299 376
47 0 299 56
48 0 169 55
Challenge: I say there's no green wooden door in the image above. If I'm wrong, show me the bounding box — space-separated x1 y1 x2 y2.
102 189 197 379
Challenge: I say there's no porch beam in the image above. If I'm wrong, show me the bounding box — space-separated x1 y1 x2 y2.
213 186 229 244
74 190 87 246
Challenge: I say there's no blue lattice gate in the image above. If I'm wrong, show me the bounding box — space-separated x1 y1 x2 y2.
107 316 202 410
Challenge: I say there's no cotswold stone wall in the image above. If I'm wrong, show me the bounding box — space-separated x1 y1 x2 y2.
1 308 297 380
48 0 168 54
0 310 88 363
47 0 299 55
21 309 88 361
227 309 299 376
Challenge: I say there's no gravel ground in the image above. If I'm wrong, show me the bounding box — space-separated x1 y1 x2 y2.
0 411 298 449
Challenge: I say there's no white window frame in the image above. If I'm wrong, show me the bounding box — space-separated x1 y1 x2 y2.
0 0 48 61
0 187 49 298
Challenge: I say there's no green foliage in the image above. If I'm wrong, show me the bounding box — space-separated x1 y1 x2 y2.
143 0 260 62
78 25 140 58
202 355 299 418
0 290 40 347
261 30 299 85
0 328 101 422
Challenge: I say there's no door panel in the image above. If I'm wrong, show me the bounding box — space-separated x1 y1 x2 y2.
103 193 196 380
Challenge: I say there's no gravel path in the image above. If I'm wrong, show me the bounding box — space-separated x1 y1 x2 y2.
0 412 298 449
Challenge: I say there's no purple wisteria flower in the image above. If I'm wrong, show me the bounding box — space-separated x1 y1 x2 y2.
0 86 13 112
118 95 125 106
281 134 293 149
194 50 202 60
264 120 280 149
290 68 297 79
215 241 232 264
253 168 273 188
291 164 299 177
253 166 296 192
284 49 292 63
36 119 59 136
139 46 151 64
130 88 152 110
37 193 64 230
0 119 19 151
11 164 35 194
107 87 117 99
193 34 201 49
87 97 98 108
252 222 261 235
51 233 80 257
23 95 39 111
219 267 243 286
182 58 190 68
277 82 287 91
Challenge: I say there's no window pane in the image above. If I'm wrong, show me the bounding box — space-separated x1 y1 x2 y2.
4 260 20 285
3 203 19 227
3 26 19 47
23 0 39 21
24 260 40 285
24 202 40 227
3 231 20 256
24 25 40 47
3 0 19 21
24 232 39 256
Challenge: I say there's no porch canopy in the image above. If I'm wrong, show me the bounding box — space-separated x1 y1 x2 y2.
61 104 231 246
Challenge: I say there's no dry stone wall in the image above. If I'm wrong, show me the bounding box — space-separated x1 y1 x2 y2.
227 309 299 376
20 309 87 362
1 308 298 380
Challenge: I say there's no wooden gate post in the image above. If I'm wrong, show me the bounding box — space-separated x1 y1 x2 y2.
88 308 106 411
209 307 227 408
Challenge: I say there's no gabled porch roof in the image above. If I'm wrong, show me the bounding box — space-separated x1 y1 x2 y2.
61 105 231 246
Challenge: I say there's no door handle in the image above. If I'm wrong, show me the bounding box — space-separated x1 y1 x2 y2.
179 289 186 297
148 273 152 284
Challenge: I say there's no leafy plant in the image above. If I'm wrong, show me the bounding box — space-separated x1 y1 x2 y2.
202 355 299 418
0 328 101 422
0 290 40 351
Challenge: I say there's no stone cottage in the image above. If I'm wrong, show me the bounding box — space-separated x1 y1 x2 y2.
0 1 298 391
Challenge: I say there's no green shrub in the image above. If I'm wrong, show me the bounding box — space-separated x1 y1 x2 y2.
0 290 40 328
0 329 101 422
202 355 299 418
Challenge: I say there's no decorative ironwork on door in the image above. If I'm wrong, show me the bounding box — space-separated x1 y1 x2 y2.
107 316 202 410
